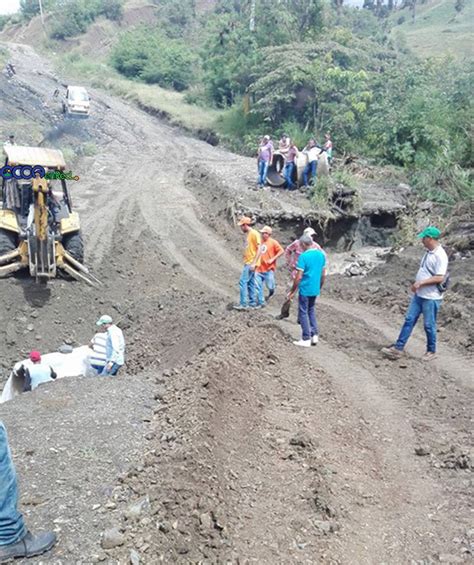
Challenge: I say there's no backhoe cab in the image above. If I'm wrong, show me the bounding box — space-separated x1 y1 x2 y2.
0 145 100 286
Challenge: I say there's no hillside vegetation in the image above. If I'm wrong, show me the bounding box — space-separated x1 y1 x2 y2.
2 0 473 207
390 0 474 59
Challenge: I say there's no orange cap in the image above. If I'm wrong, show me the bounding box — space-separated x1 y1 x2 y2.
238 216 252 226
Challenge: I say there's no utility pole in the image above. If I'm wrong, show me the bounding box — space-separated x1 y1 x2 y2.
38 0 47 38
250 0 256 31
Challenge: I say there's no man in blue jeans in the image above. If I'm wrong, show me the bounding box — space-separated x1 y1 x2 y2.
234 217 262 310
287 234 326 347
96 315 125 375
381 226 449 362
302 139 320 188
257 135 273 189
0 422 56 561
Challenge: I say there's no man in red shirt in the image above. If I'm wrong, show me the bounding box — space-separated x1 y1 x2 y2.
256 226 284 307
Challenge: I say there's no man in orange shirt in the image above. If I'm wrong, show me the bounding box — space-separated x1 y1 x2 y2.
256 226 284 307
234 216 262 310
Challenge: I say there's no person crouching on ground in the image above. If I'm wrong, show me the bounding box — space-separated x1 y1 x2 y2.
287 235 326 347
381 226 449 362
0 422 57 562
256 226 284 307
22 351 57 392
234 216 262 310
89 326 107 375
96 315 125 375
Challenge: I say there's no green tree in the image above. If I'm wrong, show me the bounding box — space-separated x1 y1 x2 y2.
111 27 196 91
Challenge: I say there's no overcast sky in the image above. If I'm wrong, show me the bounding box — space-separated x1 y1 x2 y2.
0 0 20 15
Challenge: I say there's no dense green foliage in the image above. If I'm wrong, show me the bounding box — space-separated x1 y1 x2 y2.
40 0 124 39
110 28 196 91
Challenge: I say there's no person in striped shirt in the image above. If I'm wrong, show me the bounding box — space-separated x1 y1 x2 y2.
89 329 107 374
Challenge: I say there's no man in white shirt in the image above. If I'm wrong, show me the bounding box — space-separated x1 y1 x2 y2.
96 315 125 376
302 139 320 187
382 226 449 361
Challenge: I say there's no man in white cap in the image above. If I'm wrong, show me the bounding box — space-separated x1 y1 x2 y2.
287 235 326 347
284 227 324 280
255 226 284 307
96 315 125 376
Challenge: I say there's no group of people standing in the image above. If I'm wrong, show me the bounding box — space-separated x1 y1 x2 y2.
234 217 327 347
234 218 449 358
257 133 333 190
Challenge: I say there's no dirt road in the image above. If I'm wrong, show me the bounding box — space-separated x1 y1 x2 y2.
0 43 472 564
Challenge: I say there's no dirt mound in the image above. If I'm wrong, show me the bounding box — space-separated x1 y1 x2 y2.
96 322 338 563
444 202 474 252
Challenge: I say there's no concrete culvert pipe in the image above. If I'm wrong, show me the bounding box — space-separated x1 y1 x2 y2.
266 152 286 188
266 149 329 188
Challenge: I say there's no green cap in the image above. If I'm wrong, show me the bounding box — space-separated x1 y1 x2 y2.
417 226 441 239
96 314 113 326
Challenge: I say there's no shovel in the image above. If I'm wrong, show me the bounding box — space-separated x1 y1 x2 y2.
277 297 292 319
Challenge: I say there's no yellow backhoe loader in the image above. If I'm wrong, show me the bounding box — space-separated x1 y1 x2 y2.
0 145 100 286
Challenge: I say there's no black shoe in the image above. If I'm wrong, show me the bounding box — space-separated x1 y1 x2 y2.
0 531 56 562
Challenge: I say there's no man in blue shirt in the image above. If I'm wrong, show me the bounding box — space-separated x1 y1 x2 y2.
287 235 326 347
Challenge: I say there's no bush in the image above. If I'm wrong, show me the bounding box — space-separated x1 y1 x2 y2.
111 27 196 91
0 15 11 31
49 0 123 40
20 0 40 20
397 15 406 25
101 0 123 21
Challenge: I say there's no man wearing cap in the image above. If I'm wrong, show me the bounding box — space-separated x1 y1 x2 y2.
287 235 326 347
381 226 449 361
96 315 125 375
257 135 273 189
22 351 57 392
234 217 262 310
256 226 284 307
285 227 324 280
0 422 57 562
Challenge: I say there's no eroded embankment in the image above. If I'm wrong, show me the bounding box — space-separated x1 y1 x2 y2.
185 162 407 251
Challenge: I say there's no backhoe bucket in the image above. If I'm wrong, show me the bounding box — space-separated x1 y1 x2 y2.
28 234 56 281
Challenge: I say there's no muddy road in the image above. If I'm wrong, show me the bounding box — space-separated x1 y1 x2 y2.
0 43 472 564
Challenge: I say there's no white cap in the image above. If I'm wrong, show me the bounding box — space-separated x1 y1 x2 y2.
303 227 316 237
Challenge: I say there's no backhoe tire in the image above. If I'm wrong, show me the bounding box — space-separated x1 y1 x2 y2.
62 231 84 263
0 229 17 256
